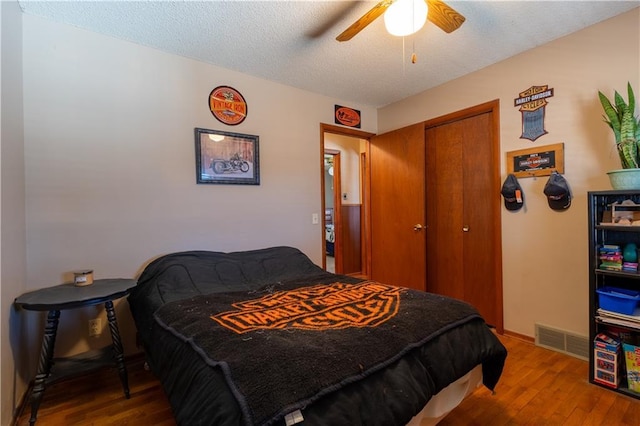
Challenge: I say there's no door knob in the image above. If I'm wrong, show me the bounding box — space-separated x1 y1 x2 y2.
462 226 470 232
414 224 424 231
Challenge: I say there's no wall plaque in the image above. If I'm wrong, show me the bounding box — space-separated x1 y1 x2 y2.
334 105 361 128
514 85 554 141
209 86 247 126
507 143 564 178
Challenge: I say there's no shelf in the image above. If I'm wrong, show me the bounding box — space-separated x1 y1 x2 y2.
589 191 640 402
596 308 640 329
617 386 640 399
596 224 640 232
596 317 640 332
595 268 640 279
589 190 640 196
48 346 115 383
591 380 640 399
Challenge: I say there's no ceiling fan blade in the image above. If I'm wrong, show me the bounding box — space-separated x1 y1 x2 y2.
426 0 465 33
336 0 394 42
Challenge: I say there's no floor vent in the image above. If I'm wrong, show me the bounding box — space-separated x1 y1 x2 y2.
535 323 589 361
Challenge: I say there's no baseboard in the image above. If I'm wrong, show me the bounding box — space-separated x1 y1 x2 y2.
503 329 535 344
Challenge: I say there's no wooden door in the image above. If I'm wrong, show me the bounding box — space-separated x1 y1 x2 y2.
369 123 426 290
425 103 502 331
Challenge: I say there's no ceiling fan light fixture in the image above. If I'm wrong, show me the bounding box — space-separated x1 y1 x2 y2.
384 0 428 37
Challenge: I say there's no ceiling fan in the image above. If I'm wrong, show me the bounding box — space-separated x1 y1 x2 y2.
336 0 465 42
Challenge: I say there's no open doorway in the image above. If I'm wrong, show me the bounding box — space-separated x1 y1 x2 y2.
324 150 340 273
320 124 375 277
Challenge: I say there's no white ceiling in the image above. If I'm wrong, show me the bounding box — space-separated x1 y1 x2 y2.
17 1 640 108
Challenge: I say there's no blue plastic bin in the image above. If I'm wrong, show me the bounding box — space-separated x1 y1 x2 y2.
596 286 640 315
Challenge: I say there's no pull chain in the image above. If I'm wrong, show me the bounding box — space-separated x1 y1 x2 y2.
412 38 417 64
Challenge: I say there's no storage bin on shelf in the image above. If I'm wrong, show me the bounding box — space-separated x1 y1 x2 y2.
596 286 640 315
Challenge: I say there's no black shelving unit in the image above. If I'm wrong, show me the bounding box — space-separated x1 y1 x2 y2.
588 190 640 399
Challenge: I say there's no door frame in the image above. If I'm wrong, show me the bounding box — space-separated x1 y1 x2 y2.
320 124 375 276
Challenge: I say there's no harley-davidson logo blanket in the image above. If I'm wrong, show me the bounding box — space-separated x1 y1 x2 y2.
153 280 483 426
212 281 400 333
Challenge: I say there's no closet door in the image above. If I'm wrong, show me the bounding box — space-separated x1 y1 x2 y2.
425 108 502 331
368 102 502 332
369 123 426 291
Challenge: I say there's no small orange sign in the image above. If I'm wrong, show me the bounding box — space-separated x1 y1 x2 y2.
335 105 361 128
209 86 247 126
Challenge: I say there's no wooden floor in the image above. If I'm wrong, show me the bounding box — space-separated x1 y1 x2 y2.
439 334 640 426
15 357 176 426
15 335 640 425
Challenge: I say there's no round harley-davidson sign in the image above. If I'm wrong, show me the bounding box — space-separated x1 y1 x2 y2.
209 86 247 125
335 106 361 128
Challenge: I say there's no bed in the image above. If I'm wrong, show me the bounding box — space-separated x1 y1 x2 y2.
128 246 506 426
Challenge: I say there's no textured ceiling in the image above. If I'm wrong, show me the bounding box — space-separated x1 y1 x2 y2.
17 1 640 108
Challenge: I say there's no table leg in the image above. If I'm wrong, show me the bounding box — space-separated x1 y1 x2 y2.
105 300 130 398
29 310 60 425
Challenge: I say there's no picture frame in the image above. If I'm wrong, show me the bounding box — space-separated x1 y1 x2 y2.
194 128 260 185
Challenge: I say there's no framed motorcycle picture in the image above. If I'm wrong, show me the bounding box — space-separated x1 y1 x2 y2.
194 128 260 185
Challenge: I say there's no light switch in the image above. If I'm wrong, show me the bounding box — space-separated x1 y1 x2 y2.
342 193 347 200
312 213 319 224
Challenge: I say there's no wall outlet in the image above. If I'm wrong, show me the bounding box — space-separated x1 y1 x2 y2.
89 318 102 337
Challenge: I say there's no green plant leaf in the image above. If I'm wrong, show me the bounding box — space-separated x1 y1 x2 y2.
622 110 636 142
620 139 638 168
600 83 639 168
614 91 626 122
599 91 622 143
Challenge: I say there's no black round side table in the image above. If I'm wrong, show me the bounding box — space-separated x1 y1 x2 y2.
15 278 136 425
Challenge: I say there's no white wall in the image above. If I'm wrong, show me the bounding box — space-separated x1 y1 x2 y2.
1 1 27 423
19 13 376 367
378 8 640 339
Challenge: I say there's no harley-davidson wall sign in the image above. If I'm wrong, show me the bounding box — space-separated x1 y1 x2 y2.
334 105 361 128
514 85 554 141
507 143 564 178
209 86 247 126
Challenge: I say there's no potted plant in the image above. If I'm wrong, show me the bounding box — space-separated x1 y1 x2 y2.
599 82 640 189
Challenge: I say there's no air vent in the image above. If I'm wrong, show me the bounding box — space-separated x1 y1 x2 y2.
535 323 589 361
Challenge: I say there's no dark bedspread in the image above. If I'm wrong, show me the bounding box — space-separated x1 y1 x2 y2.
129 247 507 426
